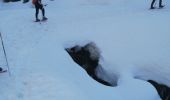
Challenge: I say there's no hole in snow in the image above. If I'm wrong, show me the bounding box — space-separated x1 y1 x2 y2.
65 42 115 86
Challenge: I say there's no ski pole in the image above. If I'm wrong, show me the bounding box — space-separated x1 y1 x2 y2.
0 32 11 76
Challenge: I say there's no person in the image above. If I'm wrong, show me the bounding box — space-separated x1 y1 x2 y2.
32 0 47 22
150 0 164 9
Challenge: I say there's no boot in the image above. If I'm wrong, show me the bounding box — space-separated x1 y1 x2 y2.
150 6 155 9
42 17 47 21
159 5 165 8
35 18 40 22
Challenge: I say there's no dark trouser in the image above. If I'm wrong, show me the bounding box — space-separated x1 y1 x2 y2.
35 3 45 19
159 0 163 6
151 0 163 7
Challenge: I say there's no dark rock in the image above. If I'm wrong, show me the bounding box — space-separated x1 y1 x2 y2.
148 80 170 100
3 0 20 2
23 0 29 3
65 42 113 86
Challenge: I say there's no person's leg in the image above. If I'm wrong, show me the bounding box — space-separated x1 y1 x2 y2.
39 5 46 19
35 5 40 21
159 0 164 7
42 8 45 18
151 0 156 9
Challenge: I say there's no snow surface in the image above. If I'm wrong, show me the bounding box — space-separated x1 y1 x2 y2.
0 0 170 100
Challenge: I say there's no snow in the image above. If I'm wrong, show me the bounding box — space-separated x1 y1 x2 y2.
0 0 170 100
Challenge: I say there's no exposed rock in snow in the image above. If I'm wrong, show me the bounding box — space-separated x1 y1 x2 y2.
65 42 117 86
148 80 170 100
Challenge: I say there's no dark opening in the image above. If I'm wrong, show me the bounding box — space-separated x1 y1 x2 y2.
65 42 113 86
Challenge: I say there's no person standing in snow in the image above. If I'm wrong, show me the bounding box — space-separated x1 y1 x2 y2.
32 0 47 22
150 0 164 9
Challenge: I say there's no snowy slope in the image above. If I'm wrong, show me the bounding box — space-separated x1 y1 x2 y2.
0 0 170 100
